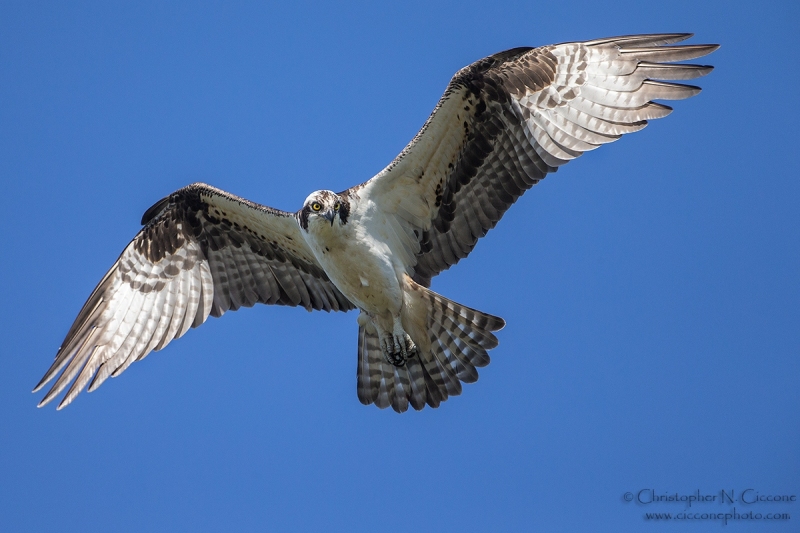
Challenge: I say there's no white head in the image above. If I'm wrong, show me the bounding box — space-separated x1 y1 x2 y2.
297 190 349 232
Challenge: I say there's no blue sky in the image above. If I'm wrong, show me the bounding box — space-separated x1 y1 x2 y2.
1 1 798 531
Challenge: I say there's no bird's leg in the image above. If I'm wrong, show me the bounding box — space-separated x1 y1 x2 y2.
401 334 418 360
382 317 417 367
394 315 417 360
380 336 405 367
371 320 403 367
372 314 416 367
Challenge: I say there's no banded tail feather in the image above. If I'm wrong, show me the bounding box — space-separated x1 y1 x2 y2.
357 285 504 413
36 35 717 412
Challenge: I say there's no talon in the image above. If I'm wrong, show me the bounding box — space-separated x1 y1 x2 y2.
379 333 418 367
404 335 417 359
386 352 405 367
381 334 405 367
397 335 408 359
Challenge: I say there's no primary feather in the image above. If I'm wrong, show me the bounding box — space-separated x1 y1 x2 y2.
37 34 717 411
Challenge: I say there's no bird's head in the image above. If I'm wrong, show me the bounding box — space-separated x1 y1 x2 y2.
298 190 349 232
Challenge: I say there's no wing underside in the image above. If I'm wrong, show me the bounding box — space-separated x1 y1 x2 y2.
354 33 718 286
36 183 354 409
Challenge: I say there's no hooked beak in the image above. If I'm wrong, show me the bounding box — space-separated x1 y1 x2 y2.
323 209 335 226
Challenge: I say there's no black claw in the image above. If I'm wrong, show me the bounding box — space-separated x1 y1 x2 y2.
382 333 417 367
385 350 406 367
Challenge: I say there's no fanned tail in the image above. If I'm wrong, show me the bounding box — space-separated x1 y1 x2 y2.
356 284 505 413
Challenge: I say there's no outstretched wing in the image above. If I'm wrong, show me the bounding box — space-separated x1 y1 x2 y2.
350 34 718 286
35 183 354 409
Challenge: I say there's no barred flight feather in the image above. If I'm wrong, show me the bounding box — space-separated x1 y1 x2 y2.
38 34 716 412
36 183 354 409
357 285 504 412
358 34 717 287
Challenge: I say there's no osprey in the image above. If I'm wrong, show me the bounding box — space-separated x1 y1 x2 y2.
35 34 718 412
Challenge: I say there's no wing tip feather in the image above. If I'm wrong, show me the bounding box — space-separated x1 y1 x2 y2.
36 397 52 408
584 33 694 47
32 377 49 394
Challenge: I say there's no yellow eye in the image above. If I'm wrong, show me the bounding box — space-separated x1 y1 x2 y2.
334 203 340 211
311 202 322 212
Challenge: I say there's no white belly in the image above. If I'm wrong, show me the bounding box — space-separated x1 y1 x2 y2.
304 220 403 317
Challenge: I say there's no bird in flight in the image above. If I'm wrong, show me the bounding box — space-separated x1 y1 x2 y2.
35 33 718 412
